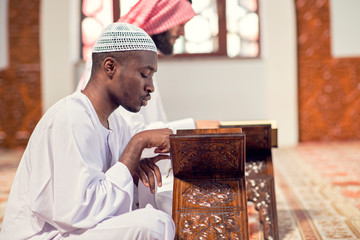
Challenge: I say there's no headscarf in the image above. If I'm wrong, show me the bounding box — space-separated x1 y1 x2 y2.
118 0 196 35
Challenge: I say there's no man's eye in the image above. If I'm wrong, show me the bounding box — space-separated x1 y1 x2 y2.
141 73 148 78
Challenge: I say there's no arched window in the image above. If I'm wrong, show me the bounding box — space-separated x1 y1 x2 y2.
81 0 260 59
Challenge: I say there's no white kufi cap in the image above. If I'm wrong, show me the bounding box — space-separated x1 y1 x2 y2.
93 22 157 53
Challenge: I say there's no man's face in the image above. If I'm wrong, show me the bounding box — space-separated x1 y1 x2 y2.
152 24 185 56
167 24 185 46
111 51 158 113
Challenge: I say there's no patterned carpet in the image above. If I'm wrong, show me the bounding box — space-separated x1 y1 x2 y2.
273 141 360 239
1 142 360 239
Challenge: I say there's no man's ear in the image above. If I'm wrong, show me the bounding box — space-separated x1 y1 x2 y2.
103 57 117 78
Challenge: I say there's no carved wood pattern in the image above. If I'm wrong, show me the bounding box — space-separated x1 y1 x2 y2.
173 178 249 240
170 133 245 178
182 182 237 207
245 160 266 177
179 211 244 240
171 129 249 239
246 176 276 240
296 0 360 141
171 140 243 177
0 0 42 148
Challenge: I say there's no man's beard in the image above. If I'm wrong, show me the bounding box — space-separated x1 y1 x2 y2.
152 31 174 56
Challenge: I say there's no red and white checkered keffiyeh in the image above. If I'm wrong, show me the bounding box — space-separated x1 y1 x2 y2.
118 0 196 35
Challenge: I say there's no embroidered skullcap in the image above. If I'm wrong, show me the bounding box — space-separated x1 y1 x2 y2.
118 0 196 36
92 22 157 53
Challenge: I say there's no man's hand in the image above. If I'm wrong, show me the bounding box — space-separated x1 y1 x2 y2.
134 154 170 194
137 128 173 153
119 128 173 181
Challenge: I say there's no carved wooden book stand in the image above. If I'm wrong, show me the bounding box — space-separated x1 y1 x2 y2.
170 128 249 240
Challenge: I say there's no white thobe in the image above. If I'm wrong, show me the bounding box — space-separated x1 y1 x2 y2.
0 92 175 240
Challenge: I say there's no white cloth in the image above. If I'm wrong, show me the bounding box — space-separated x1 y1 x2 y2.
60 204 174 240
0 91 175 240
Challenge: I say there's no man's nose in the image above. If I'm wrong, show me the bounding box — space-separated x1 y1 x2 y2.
145 80 154 93
178 24 185 36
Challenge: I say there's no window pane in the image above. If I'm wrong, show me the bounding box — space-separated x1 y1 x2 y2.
174 0 219 54
119 0 138 17
81 0 113 61
226 0 259 57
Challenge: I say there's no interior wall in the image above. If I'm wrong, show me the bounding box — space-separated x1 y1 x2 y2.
40 0 298 147
297 0 360 141
330 0 360 57
0 0 41 148
0 0 9 70
40 0 80 114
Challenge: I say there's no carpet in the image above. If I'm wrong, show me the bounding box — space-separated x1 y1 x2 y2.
272 141 360 239
1 142 360 239
0 148 23 230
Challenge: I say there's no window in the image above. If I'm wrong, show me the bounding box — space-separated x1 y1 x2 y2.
81 0 115 61
81 0 260 60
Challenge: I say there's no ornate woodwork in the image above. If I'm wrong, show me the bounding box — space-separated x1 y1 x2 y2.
221 123 279 240
170 128 249 239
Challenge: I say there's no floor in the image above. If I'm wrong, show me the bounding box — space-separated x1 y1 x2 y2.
1 142 360 239
0 147 23 228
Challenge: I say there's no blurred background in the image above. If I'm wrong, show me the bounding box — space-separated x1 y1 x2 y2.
1 0 360 149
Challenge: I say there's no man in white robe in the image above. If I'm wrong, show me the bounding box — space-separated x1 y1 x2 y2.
77 0 219 217
0 23 175 240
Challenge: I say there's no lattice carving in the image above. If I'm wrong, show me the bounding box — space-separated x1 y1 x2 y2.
247 177 276 240
175 141 241 169
245 161 266 177
171 129 249 239
182 182 237 207
179 212 243 240
170 135 245 178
